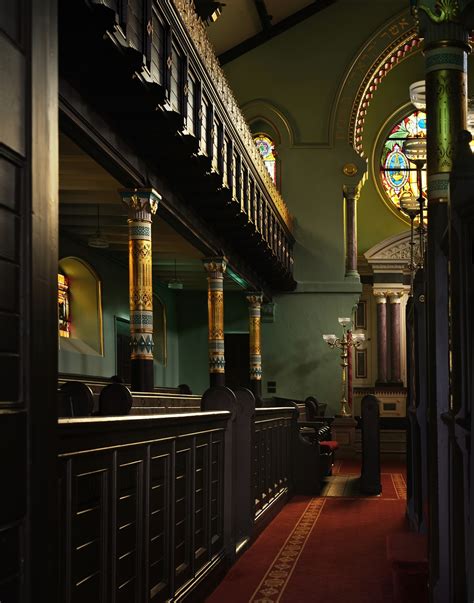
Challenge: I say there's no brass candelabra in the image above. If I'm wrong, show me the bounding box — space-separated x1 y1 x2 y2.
323 318 365 417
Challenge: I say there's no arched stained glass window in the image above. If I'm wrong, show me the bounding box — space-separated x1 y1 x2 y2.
58 272 71 338
380 110 427 212
254 134 276 184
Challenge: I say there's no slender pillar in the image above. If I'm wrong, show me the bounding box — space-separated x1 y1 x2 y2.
374 292 388 384
388 292 403 384
343 185 359 277
203 257 227 387
246 292 264 400
347 329 353 410
120 188 161 392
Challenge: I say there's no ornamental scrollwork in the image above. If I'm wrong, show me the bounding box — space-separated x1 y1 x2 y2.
417 0 460 23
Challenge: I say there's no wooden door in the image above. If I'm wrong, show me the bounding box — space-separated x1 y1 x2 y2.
116 317 131 384
224 333 250 390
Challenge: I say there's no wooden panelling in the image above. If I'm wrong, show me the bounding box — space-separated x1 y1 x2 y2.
58 412 230 603
253 409 292 521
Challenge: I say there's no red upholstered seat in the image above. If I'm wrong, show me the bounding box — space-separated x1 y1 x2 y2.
319 440 339 451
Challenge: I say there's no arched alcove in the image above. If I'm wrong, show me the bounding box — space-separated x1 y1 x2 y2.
58 256 104 356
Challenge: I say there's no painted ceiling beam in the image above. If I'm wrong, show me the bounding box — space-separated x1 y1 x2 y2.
254 0 272 31
219 0 337 65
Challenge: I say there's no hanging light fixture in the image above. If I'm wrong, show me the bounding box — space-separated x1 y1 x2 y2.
88 204 109 249
168 259 183 290
409 80 426 111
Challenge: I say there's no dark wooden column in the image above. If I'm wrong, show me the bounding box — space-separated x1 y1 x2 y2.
343 185 359 277
203 257 227 387
0 0 59 598
246 292 264 400
120 188 161 392
375 292 388 384
418 8 470 602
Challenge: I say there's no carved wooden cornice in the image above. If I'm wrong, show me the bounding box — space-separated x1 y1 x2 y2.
171 0 293 231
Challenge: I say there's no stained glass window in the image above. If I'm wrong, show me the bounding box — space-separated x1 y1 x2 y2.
380 111 427 212
58 273 71 337
254 134 276 184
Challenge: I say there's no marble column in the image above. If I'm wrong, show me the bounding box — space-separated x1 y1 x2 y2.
203 257 227 387
343 185 359 277
246 292 264 400
388 292 403 384
375 292 388 384
120 188 161 392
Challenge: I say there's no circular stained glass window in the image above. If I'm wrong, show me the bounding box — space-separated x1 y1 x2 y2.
380 110 427 213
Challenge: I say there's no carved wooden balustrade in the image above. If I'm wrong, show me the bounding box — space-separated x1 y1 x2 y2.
59 0 296 290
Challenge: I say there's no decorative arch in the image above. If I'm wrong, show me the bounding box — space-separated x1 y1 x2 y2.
58 256 104 356
332 8 420 152
241 99 295 148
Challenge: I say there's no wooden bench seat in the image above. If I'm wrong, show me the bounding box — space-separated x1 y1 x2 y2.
58 375 200 416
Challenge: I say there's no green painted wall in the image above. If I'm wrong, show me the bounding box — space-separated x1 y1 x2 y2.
221 0 413 413
58 236 180 386
177 290 249 395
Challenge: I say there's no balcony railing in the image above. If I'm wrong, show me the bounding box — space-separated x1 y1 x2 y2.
69 0 295 281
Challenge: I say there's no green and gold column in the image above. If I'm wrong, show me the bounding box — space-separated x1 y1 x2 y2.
120 188 161 392
424 34 468 202
203 257 227 387
414 4 471 601
246 292 264 400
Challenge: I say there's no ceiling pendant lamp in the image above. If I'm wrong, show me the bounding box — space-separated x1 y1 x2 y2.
168 259 183 290
88 204 109 249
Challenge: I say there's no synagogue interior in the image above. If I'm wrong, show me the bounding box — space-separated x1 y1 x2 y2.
1 0 474 601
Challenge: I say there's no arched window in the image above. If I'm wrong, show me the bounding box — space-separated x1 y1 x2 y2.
380 110 426 212
254 133 277 184
58 272 71 338
58 257 104 356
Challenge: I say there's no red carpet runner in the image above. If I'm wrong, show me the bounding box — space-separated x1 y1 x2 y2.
206 461 408 603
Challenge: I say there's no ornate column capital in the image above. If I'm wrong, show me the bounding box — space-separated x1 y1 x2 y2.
203 256 228 276
387 291 404 304
246 292 264 307
120 188 161 221
374 291 387 303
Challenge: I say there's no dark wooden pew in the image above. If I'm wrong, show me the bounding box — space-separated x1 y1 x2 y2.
264 395 338 492
57 375 201 417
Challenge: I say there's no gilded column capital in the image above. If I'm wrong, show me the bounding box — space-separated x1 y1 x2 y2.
203 256 228 275
120 188 161 221
246 292 264 307
415 0 460 24
374 291 387 303
387 291 404 304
